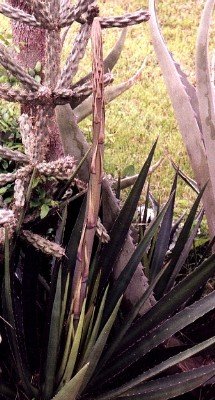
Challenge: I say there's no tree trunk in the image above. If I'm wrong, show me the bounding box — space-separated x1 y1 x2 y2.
8 1 45 68
8 0 64 160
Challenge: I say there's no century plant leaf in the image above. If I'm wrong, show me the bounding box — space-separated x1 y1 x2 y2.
171 159 199 193
52 363 89 400
165 208 204 293
64 197 86 309
43 207 68 393
115 363 215 400
57 313 74 385
65 197 86 270
149 0 204 147
59 272 70 336
87 269 101 309
139 182 151 276
198 236 215 264
81 286 109 366
3 230 37 398
96 335 215 399
87 247 102 307
169 212 185 245
93 289 215 384
149 191 160 216
56 206 69 336
80 296 122 393
43 268 62 399
155 184 206 298
101 194 173 325
62 299 86 385
96 263 170 372
81 305 95 353
140 181 150 239
102 252 215 359
148 0 215 234
196 0 215 192
149 173 177 282
98 140 158 292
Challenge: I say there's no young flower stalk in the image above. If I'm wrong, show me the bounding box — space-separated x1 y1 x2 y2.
72 17 105 319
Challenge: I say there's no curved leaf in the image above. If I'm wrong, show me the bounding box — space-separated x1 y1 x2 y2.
93 289 215 384
96 335 215 399
98 140 157 293
149 173 177 282
155 184 206 298
115 253 215 353
117 363 215 400
102 194 173 325
52 363 89 400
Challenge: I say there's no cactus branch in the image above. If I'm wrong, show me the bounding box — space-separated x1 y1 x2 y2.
60 0 71 20
100 9 150 28
60 0 95 27
32 0 52 27
0 3 41 27
22 230 65 258
58 23 92 89
0 85 33 103
0 43 40 91
0 145 29 163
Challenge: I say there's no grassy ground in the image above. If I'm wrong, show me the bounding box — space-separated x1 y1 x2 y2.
77 0 214 214
0 0 214 221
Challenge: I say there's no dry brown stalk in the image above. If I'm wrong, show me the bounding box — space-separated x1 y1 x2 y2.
72 16 105 319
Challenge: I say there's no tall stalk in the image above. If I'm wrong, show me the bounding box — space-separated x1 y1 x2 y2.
72 17 105 319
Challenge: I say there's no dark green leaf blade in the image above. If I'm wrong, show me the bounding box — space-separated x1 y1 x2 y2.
43 268 62 399
96 262 170 373
3 231 37 398
94 289 215 384
96 335 215 399
99 140 158 291
155 184 206 298
52 363 90 400
102 194 173 325
149 172 177 282
80 296 122 393
117 363 215 400
165 208 204 293
116 252 215 353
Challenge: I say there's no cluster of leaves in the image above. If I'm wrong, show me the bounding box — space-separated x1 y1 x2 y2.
1 143 215 400
0 117 61 219
0 30 19 136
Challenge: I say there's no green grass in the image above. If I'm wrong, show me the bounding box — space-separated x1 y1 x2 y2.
78 0 214 214
0 0 214 223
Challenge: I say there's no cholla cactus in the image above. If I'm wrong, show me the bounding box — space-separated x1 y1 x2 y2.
0 1 150 283
3 4 215 400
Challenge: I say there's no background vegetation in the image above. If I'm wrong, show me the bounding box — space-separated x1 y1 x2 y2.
1 0 215 215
